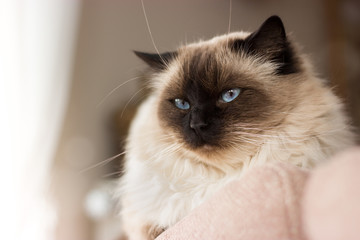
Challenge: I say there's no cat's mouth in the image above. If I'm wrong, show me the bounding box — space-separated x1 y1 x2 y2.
183 128 221 151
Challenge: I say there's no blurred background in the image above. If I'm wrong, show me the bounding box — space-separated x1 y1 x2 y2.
1 0 359 240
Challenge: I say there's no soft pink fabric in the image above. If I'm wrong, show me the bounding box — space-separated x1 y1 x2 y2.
303 148 360 240
156 147 360 240
157 163 309 240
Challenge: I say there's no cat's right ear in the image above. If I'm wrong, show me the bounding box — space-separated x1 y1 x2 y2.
134 51 177 70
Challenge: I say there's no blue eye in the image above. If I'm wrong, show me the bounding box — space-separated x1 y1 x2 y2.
221 88 241 103
174 98 190 110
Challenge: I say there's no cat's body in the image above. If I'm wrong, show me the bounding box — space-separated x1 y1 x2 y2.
119 16 354 239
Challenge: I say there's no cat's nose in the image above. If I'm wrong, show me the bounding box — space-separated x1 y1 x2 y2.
190 120 208 131
190 114 208 134
190 108 209 134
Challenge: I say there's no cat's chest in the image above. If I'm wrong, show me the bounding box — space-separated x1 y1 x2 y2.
124 155 237 227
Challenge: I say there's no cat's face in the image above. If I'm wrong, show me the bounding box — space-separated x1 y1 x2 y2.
136 16 304 162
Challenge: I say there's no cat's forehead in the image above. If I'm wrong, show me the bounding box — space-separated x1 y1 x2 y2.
183 31 251 49
158 32 269 94
177 49 232 95
174 31 252 68
154 30 284 100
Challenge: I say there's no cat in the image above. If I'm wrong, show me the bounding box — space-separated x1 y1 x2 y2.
118 15 355 239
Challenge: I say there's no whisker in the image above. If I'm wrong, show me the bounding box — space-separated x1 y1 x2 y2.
120 87 147 118
229 130 345 152
124 130 174 142
133 93 148 105
140 0 169 68
230 144 255 155
233 123 348 137
231 129 279 139
227 0 232 34
96 76 140 108
231 132 308 146
150 143 181 162
102 170 124 178
79 151 127 174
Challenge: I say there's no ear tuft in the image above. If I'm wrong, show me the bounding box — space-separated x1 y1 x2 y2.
134 51 177 70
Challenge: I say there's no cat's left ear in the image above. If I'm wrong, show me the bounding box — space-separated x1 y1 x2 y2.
232 16 298 74
249 16 298 74
246 15 287 54
134 51 177 70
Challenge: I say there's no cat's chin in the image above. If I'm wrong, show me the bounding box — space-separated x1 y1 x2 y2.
201 144 215 151
184 144 240 171
185 143 223 161
184 141 217 152
190 144 216 153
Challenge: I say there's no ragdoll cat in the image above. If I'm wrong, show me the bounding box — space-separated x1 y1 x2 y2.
119 16 354 239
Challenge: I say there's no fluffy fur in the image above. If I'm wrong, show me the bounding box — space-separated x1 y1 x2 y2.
118 16 354 239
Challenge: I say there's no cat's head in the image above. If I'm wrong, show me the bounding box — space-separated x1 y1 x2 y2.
134 16 310 167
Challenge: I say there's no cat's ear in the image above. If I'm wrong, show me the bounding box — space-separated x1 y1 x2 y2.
134 51 177 70
246 15 287 54
249 16 298 74
232 16 298 74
